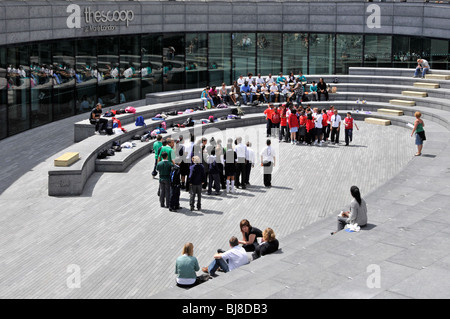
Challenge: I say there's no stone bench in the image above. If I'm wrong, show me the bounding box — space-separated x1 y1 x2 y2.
364 117 391 126
349 67 450 78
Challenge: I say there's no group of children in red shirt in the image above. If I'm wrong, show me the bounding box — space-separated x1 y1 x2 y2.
264 102 359 146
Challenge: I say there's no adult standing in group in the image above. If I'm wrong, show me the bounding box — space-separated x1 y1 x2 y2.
410 111 426 156
414 58 430 79
330 109 342 145
90 103 109 134
151 134 163 178
234 137 247 189
156 152 173 208
245 141 255 186
344 112 359 146
225 138 237 194
189 156 205 211
261 139 276 187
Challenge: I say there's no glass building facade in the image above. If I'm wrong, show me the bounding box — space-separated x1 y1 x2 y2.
1 32 450 140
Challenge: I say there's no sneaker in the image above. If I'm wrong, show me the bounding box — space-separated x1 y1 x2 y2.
319 142 323 147
94 131 100 135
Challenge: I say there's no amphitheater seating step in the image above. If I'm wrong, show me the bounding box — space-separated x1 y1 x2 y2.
389 99 415 106
377 108 404 116
414 82 440 89
402 90 428 97
54 152 80 167
364 117 391 126
425 74 450 80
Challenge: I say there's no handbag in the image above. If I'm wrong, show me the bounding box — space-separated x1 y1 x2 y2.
417 131 426 141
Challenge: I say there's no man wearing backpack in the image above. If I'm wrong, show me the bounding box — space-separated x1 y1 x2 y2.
169 164 182 212
152 135 163 178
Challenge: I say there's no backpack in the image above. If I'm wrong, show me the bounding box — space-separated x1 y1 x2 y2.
170 165 181 186
183 117 194 127
135 116 146 127
272 112 281 124
125 106 136 114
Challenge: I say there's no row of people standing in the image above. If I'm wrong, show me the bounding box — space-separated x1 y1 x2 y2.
153 134 277 212
264 103 359 146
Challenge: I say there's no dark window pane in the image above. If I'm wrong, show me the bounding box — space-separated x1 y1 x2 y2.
309 33 335 74
392 36 423 68
429 38 450 70
30 43 53 127
283 33 308 75
119 35 141 103
232 33 256 81
364 35 392 68
97 37 119 106
76 38 98 91
257 33 282 77
52 40 75 118
142 34 163 96
208 33 231 86
163 34 185 91
7 46 30 136
76 84 96 114
186 33 208 89
336 34 363 74
0 47 7 139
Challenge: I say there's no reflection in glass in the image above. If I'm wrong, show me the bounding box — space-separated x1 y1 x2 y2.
283 33 308 75
257 33 282 78
7 46 30 135
208 33 231 86
30 43 53 127
97 37 119 106
119 35 141 103
163 34 185 91
0 47 8 139
364 35 392 68
141 34 163 96
76 39 98 87
53 40 75 119
186 33 207 89
336 34 363 74
309 33 335 74
393 36 423 68
232 33 256 81
428 39 450 70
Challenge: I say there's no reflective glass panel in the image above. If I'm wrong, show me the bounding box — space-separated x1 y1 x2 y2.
141 34 163 96
364 35 392 68
208 33 231 86
97 37 119 106
119 35 141 103
257 33 282 77
283 33 308 75
186 33 208 89
232 33 256 81
309 33 335 74
163 34 185 91
52 40 75 119
336 34 363 74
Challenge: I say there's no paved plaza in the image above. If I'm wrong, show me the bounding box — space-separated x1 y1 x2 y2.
1 114 437 299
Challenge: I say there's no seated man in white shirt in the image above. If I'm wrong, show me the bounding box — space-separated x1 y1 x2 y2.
202 236 249 276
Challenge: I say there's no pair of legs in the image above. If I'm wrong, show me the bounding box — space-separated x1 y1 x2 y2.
208 173 221 194
318 90 329 101
415 133 424 155
345 129 353 146
330 127 340 144
201 97 214 108
159 180 171 207
235 162 247 189
189 184 202 210
414 67 429 78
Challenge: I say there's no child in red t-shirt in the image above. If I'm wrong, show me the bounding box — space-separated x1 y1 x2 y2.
298 112 307 144
288 109 299 145
344 112 359 146
305 112 315 145
264 104 275 137
279 104 288 142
